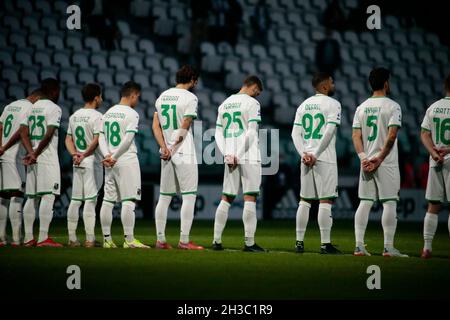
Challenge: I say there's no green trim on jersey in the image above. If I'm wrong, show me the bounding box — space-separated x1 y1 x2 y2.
20 124 29 127
48 125 60 128
181 191 197 195
72 195 98 202
352 126 362 129
369 96 386 99
126 130 138 133
222 192 237 198
327 121 340 126
387 124 401 128
36 191 55 196
183 114 197 119
421 127 431 132
93 132 100 136
293 123 302 126
0 188 22 192
300 196 337 200
67 133 72 135
248 119 261 123
444 97 450 100
160 192 177 196
216 123 223 127
425 198 444 204
103 199 116 204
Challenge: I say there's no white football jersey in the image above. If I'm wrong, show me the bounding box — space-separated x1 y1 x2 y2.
100 104 139 165
21 99 62 165
293 94 341 164
67 107 103 168
155 88 198 156
216 93 261 163
0 99 33 163
352 96 402 167
421 97 450 167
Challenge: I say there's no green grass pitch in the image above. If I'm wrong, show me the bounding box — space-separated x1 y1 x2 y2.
0 219 449 300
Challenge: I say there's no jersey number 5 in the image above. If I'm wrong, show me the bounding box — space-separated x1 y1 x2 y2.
367 115 378 142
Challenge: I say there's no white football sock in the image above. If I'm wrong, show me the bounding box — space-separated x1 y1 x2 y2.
423 212 438 251
0 197 9 241
155 195 172 243
121 201 136 242
100 201 114 240
23 198 38 242
83 200 96 242
382 200 397 249
296 200 311 242
213 200 231 244
180 194 196 243
243 201 257 246
448 214 450 236
354 200 373 246
318 203 333 244
38 194 55 242
67 200 81 242
9 197 23 243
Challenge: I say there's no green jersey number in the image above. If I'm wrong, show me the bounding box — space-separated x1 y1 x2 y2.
433 117 450 145
3 114 14 138
29 115 46 140
302 113 325 139
74 126 87 150
161 104 178 130
366 115 378 142
104 121 121 147
223 111 244 138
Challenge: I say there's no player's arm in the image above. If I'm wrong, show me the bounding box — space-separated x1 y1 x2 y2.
421 129 443 163
108 132 135 166
34 126 57 158
352 127 372 171
0 128 22 153
0 122 3 147
19 125 35 158
236 121 258 162
214 123 225 156
291 123 304 155
152 112 170 160
169 116 194 155
309 123 337 163
369 126 399 171
82 134 99 158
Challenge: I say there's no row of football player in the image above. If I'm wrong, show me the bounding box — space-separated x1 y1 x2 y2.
0 66 449 257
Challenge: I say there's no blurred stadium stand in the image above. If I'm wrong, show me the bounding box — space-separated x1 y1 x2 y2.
0 0 449 186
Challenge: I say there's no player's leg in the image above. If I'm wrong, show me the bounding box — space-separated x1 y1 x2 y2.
9 194 24 245
354 168 377 256
241 163 265 252
118 163 148 249
101 167 117 248
36 163 62 247
67 167 83 246
295 162 316 252
213 164 239 249
0 195 9 245
421 202 440 259
175 160 202 250
23 164 38 246
83 199 97 246
82 166 102 247
155 160 176 248
378 166 407 257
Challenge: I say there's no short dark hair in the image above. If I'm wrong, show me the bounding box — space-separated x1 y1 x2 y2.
120 81 141 97
369 67 390 91
243 75 263 91
445 75 450 93
28 88 42 97
82 83 102 102
176 65 199 84
312 72 331 89
40 78 60 96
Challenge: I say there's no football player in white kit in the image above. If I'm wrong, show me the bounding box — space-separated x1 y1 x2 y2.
98 81 149 249
21 78 63 247
419 75 450 259
212 76 266 252
65 83 103 248
352 68 408 257
153 65 203 250
291 72 342 254
0 89 41 246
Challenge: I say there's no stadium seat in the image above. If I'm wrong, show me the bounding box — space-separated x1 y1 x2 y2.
109 52 127 70
287 12 303 27
138 39 155 55
282 77 299 94
359 32 376 46
9 32 27 48
39 66 58 80
285 45 301 61
127 54 145 71
7 84 26 100
3 15 21 31
130 0 152 17
235 43 251 58
85 37 101 52
47 33 65 50
268 45 284 60
225 72 246 91
53 1 68 15
115 70 133 86
241 60 257 74
78 69 95 84
41 16 58 32
121 37 138 54
66 35 83 52
103 86 121 104
2 67 19 84
217 42 234 56
162 57 179 73
151 73 169 91
28 32 47 50
35 0 52 14
53 51 71 68
23 15 40 31
252 44 268 60
97 70 114 87
15 49 33 67
91 53 108 70
60 68 77 86
144 56 162 72
141 88 156 109
224 59 240 74
72 51 90 69
20 67 40 86
259 61 275 76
